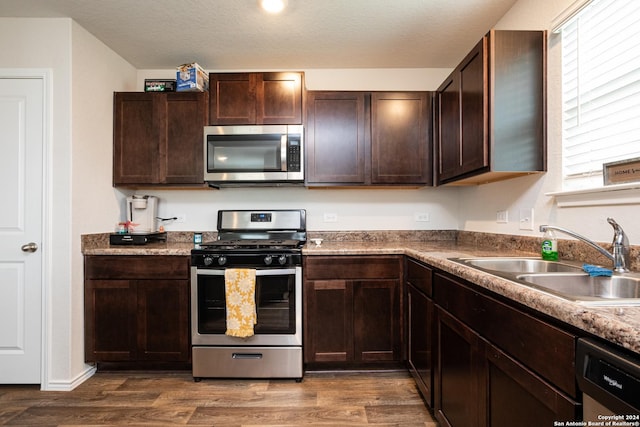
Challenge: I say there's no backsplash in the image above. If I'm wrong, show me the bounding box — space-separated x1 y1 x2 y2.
308 230 640 271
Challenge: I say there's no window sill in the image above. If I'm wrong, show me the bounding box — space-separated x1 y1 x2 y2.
546 183 640 207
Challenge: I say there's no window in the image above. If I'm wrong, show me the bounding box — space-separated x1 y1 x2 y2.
560 0 640 190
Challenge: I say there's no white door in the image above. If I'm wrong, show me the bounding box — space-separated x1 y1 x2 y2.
0 76 44 384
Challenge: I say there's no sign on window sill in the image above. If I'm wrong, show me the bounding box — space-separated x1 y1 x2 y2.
546 183 640 208
604 157 640 186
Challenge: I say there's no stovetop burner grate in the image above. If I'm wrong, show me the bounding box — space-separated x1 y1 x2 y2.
200 238 304 251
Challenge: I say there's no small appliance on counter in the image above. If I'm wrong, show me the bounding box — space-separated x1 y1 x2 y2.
110 195 167 245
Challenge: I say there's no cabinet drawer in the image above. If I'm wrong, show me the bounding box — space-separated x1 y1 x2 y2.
85 255 189 280
304 256 401 280
434 272 577 397
406 258 432 296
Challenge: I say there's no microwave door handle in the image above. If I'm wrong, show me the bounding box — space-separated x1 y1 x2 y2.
281 134 287 171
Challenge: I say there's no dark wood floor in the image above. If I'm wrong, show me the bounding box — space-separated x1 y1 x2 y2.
0 370 438 426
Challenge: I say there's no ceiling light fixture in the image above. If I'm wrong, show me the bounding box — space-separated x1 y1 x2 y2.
261 0 287 14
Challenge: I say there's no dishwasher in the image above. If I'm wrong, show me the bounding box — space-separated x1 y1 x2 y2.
576 338 640 421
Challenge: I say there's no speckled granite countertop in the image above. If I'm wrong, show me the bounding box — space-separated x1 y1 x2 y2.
82 232 640 355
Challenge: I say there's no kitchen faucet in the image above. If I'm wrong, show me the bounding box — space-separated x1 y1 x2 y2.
539 218 630 273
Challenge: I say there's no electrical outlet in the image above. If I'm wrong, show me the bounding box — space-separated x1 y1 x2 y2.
414 212 430 222
519 208 534 230
323 213 338 223
175 214 186 223
496 210 508 223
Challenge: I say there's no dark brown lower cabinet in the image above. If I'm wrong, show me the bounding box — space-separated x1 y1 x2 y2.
435 308 484 427
432 270 581 426
485 342 578 427
84 256 190 367
303 255 402 368
406 259 435 407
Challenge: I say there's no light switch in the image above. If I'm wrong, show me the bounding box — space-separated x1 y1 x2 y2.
519 208 534 230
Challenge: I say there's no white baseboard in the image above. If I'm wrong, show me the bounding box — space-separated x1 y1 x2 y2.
41 365 97 391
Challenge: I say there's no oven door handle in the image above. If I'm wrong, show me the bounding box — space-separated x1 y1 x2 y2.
195 268 298 276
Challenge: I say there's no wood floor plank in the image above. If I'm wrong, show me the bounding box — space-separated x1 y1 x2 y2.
318 387 425 407
1 390 160 408
187 405 368 425
5 406 195 425
365 404 436 425
154 389 318 408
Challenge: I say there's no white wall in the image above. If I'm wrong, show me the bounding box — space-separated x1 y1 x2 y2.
71 21 137 383
458 0 640 244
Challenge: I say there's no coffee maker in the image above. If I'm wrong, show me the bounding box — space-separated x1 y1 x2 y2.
126 195 158 233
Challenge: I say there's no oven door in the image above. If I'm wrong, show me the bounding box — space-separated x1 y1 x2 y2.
191 266 302 346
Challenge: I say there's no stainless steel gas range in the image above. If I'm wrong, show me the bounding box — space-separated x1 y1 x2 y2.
190 209 305 381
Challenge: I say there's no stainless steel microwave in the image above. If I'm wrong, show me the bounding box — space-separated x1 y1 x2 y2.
203 125 304 185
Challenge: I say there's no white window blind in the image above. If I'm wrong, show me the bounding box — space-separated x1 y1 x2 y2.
561 0 640 190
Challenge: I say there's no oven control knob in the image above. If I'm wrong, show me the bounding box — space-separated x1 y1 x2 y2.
264 255 273 265
203 256 214 266
278 255 287 265
217 256 227 266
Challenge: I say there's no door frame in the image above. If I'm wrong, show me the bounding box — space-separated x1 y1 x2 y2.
0 68 51 388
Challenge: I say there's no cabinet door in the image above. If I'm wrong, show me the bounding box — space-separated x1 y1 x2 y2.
353 280 400 362
437 75 461 182
485 341 579 427
304 280 354 363
113 92 162 185
407 283 434 407
164 92 207 184
435 308 484 427
437 39 488 184
209 73 257 124
459 39 488 176
258 72 303 124
137 280 190 362
371 92 432 185
306 91 367 184
85 280 137 362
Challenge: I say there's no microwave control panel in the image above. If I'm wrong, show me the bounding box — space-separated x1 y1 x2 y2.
287 137 301 172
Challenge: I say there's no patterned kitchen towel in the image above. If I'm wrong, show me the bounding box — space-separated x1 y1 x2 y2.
224 268 257 337
582 263 613 277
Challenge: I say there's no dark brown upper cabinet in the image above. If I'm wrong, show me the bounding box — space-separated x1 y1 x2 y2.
209 72 303 125
306 91 432 186
436 30 547 186
113 91 207 187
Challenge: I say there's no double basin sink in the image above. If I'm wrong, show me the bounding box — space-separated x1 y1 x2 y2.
449 257 640 306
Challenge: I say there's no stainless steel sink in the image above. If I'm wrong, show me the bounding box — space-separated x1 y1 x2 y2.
516 273 640 303
457 257 583 273
448 257 640 306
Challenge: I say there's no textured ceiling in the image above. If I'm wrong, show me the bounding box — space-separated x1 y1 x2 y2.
0 0 519 70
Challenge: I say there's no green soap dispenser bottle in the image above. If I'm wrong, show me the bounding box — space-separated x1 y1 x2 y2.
541 229 558 261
